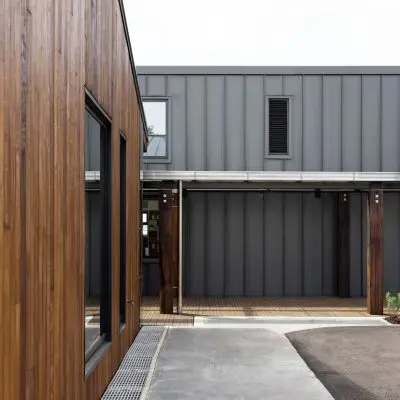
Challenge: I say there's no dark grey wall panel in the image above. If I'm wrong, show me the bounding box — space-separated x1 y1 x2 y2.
264 193 284 296
303 76 323 171
142 262 160 297
206 76 225 170
226 193 245 295
147 75 166 96
322 76 341 171
381 76 400 172
177 190 400 298
322 193 336 296
206 193 225 296
244 193 264 296
187 76 206 170
284 76 302 171
140 70 400 173
186 192 206 296
168 76 187 170
226 76 245 171
284 193 303 296
245 76 264 171
349 193 362 296
139 68 400 298
138 75 147 97
342 76 362 171
183 198 190 296
303 193 323 296
361 193 368 296
137 75 146 95
384 194 400 294
264 76 283 171
362 76 381 171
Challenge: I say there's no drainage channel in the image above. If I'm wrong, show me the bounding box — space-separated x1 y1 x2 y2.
102 326 166 400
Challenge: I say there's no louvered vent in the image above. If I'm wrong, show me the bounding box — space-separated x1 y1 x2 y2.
268 98 288 155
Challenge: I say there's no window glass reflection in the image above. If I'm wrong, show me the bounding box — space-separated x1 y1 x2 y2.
143 101 167 157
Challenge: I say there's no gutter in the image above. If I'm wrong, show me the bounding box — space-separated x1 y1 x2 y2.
118 0 149 151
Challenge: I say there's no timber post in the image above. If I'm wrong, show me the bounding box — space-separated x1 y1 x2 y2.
367 184 384 315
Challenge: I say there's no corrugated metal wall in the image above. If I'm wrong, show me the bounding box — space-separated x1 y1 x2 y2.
138 72 400 173
181 191 400 297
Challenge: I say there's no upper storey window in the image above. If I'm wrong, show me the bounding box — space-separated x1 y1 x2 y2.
143 99 170 161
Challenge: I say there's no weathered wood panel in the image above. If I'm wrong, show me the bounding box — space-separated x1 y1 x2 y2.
0 1 23 399
367 186 384 315
84 1 142 398
1 0 143 399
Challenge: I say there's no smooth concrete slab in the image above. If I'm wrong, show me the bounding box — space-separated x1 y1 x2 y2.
144 328 333 400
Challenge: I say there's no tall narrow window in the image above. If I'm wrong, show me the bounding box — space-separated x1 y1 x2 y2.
119 133 127 326
84 94 112 363
267 98 289 156
143 99 168 159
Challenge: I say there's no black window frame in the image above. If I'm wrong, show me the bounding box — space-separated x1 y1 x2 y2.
119 132 127 328
265 96 292 159
84 91 113 364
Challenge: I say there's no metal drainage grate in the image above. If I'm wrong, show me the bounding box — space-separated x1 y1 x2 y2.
102 326 166 400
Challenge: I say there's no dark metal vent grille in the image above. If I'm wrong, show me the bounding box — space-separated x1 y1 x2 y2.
268 98 288 155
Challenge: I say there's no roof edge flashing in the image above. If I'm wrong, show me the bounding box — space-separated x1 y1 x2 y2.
136 65 400 76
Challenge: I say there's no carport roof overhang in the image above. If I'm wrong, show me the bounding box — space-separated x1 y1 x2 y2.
140 170 400 183
85 170 400 188
140 170 400 191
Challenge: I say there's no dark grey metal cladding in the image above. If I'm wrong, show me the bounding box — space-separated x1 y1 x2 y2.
181 191 400 297
138 67 400 298
137 69 400 173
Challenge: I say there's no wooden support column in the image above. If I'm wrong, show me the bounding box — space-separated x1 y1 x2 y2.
337 192 350 298
159 188 179 314
367 185 384 315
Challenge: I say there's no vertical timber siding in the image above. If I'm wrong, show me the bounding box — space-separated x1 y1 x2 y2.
1 1 142 399
84 1 142 398
0 1 23 399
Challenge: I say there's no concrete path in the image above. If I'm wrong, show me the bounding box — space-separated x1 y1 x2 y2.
143 328 333 400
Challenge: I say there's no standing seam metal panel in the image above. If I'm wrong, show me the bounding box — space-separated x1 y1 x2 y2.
140 72 400 173
182 191 400 297
138 70 400 297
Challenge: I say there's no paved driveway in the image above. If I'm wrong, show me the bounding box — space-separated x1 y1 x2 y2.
287 326 400 400
144 328 333 400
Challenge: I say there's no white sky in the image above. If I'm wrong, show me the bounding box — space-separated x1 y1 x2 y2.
124 0 400 66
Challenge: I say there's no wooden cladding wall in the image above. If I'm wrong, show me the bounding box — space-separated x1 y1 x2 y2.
0 1 142 399
0 1 23 399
